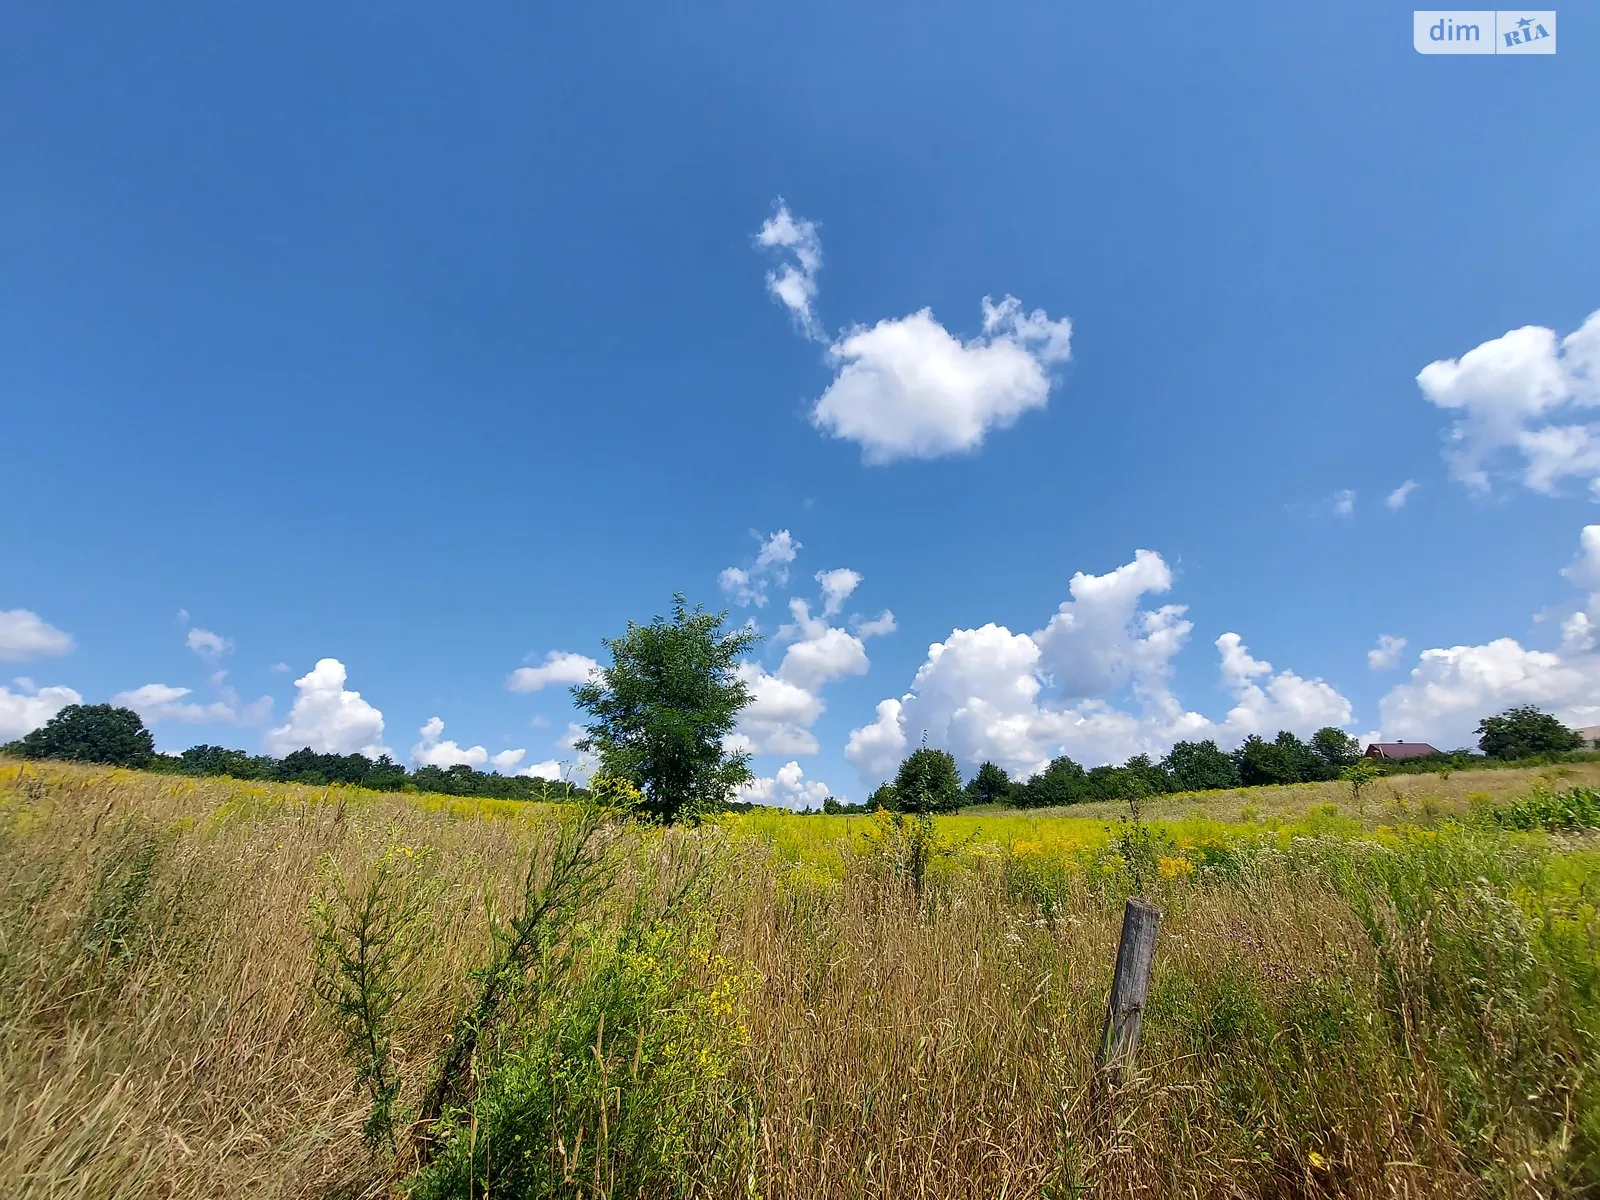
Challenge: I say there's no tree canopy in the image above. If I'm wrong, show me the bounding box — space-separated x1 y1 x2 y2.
1477 705 1585 760
964 761 1013 805
14 704 155 767
571 594 758 823
1161 739 1239 791
891 746 964 812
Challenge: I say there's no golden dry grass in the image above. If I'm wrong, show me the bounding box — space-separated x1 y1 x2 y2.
1 758 1595 1198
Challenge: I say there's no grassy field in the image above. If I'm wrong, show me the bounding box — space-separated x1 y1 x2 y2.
3 758 1600 1198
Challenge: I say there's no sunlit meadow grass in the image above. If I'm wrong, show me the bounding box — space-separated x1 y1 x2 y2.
3 757 1599 1198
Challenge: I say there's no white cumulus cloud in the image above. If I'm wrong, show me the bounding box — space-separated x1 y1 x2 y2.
844 549 1352 784
812 296 1073 464
490 748 526 772
1375 525 1600 747
815 568 862 616
0 610 75 662
412 717 525 772
1418 309 1600 495
755 203 1072 464
0 682 81 740
508 651 600 693
518 759 563 781
729 575 888 756
1368 634 1408 670
264 658 388 758
738 760 833 811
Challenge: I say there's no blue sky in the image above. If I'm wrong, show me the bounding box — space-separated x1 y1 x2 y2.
4 3 1598 805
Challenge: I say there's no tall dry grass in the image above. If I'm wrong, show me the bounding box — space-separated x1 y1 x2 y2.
1 759 1594 1198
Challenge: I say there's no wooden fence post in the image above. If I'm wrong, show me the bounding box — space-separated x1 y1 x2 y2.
1098 897 1161 1072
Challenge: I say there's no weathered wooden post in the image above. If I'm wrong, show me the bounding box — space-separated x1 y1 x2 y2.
1098 897 1161 1073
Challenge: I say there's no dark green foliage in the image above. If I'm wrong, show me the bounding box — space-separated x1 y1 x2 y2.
1015 752 1174 808
16 704 155 768
964 760 1013 806
1232 735 1301 786
821 795 872 814
80 823 166 964
1161 739 1241 791
892 747 964 813
1275 730 1334 782
173 744 269 778
311 855 431 1151
1015 754 1087 807
1311 726 1361 771
417 803 623 1141
146 744 584 802
1492 787 1600 831
571 594 759 824
1478 705 1585 760
867 783 897 811
410 914 748 1199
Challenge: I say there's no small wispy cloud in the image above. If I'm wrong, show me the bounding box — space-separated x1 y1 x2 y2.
186 627 233 659
1368 634 1407 670
720 530 802 608
756 200 824 340
1386 480 1419 509
1332 489 1356 516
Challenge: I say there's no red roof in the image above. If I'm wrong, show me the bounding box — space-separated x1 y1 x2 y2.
1365 742 1441 760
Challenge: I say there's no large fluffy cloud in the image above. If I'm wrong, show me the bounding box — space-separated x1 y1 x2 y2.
263 658 388 757
845 549 1352 783
1375 525 1600 747
1418 309 1600 494
756 202 1072 464
0 680 81 740
813 297 1073 464
0 610 75 662
737 760 832 812
508 651 599 693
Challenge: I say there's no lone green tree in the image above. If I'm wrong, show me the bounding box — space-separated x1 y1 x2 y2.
892 745 964 813
1477 705 1585 760
16 704 155 767
571 594 759 823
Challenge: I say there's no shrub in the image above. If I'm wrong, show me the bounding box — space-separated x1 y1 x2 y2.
1492 786 1600 831
409 916 754 1199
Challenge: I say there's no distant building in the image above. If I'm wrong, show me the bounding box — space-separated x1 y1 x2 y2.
1364 741 1442 761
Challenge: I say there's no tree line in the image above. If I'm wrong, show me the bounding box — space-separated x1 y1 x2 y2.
833 705 1600 814
1 704 585 802
4 587 1596 824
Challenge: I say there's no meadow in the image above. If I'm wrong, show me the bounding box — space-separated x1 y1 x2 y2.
3 758 1600 1198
